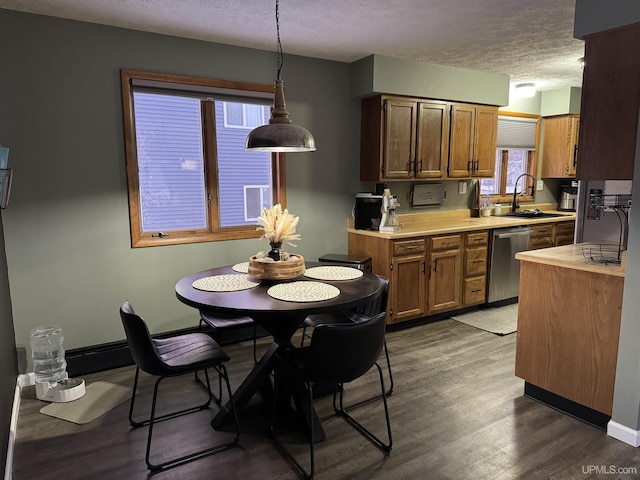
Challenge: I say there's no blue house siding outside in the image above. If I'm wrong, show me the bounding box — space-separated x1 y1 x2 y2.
133 92 272 232
215 101 272 227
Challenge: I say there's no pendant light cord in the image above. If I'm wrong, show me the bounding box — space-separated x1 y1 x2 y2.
276 0 283 80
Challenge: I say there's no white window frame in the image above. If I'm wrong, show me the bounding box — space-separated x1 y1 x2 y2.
243 185 271 221
223 102 267 129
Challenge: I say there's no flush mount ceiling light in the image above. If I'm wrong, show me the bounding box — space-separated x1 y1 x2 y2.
515 83 536 98
246 0 316 152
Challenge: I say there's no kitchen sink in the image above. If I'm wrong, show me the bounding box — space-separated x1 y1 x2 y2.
500 211 570 219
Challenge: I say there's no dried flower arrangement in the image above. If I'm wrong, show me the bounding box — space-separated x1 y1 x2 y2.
256 204 301 246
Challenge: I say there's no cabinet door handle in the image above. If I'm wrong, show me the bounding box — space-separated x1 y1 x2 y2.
467 160 473 172
573 144 578 167
474 160 479 172
422 261 426 275
417 159 423 173
405 245 420 250
472 289 482 293
408 158 415 173
433 259 438 272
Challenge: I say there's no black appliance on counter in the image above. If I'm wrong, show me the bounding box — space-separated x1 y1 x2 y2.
354 193 383 230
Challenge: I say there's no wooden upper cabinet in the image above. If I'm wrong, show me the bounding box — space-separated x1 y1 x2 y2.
416 101 450 178
448 103 498 178
448 104 475 177
577 24 640 180
360 95 450 181
541 115 579 178
473 106 499 177
383 98 416 179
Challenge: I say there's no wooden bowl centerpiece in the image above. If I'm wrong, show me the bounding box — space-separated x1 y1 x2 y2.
248 254 305 280
250 204 304 281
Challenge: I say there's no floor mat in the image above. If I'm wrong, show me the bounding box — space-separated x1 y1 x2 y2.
450 303 518 335
39 381 131 424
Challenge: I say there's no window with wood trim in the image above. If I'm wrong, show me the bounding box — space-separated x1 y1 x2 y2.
480 112 540 203
121 70 285 247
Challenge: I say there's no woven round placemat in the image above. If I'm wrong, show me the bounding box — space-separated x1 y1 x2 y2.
192 274 260 292
303 266 364 281
232 262 249 273
267 281 340 302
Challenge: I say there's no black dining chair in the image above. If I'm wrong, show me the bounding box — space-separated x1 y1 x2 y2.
119 300 240 472
271 311 393 479
300 275 394 401
196 311 259 401
199 311 258 364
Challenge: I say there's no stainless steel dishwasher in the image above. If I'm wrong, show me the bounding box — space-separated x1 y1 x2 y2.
487 226 532 303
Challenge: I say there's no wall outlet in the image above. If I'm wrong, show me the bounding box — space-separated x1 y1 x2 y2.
536 180 544 191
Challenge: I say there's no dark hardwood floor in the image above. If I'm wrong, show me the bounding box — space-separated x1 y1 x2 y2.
12 319 640 479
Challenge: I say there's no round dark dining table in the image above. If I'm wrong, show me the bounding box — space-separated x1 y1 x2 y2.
175 262 384 433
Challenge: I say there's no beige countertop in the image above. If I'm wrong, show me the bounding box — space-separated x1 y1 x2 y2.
515 243 626 277
347 205 576 239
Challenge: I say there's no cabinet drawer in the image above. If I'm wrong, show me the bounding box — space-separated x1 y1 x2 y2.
555 234 574 247
465 231 488 247
430 234 462 251
463 276 486 305
556 222 575 236
530 224 554 237
393 239 425 256
530 238 554 250
465 247 488 276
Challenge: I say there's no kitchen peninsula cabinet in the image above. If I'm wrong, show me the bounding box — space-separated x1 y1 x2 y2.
427 235 462 314
515 244 624 417
541 115 579 178
448 103 498 178
360 95 450 181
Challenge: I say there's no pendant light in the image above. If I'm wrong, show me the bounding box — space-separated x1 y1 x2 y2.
245 0 316 152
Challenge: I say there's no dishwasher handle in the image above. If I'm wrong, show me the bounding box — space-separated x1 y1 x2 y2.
495 229 532 239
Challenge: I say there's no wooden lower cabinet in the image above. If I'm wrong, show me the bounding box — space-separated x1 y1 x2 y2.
347 229 488 324
555 221 575 246
462 231 488 306
391 254 425 321
530 221 575 250
529 223 554 250
427 247 461 314
427 234 462 315
515 258 623 415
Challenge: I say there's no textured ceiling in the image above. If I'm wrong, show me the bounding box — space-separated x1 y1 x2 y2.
0 0 585 92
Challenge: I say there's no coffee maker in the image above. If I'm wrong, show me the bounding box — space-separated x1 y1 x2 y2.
379 188 401 233
559 182 578 211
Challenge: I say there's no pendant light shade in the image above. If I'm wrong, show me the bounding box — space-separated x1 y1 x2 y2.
246 80 316 152
246 0 316 153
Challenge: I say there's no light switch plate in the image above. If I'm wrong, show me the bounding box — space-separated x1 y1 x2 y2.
536 180 544 191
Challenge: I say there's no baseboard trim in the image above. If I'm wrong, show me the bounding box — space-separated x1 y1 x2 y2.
524 382 610 430
17 373 34 388
5 382 20 480
607 420 640 447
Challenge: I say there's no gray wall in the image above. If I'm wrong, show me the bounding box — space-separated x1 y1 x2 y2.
0 214 16 480
0 10 361 354
574 0 640 38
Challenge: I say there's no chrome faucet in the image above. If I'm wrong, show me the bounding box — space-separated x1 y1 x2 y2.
512 173 536 212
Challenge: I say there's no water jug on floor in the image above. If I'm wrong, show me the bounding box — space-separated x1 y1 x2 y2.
30 326 85 402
